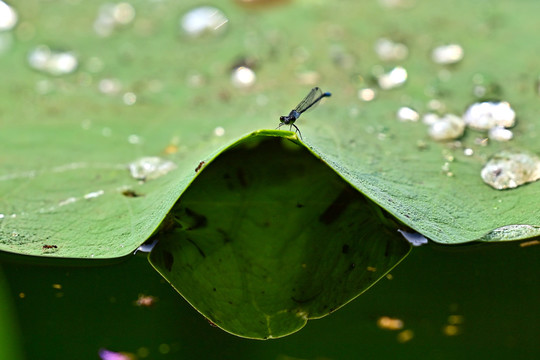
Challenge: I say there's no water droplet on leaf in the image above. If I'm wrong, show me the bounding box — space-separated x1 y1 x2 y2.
28 45 78 76
428 114 465 141
231 66 256 88
431 44 464 65
488 126 513 142
481 150 540 189
0 1 17 31
129 157 176 181
396 107 419 122
375 38 408 61
358 88 376 101
463 101 516 131
376 66 407 90
180 6 228 38
94 2 136 37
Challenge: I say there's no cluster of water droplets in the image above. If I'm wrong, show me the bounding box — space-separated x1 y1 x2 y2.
365 33 538 190
27 45 78 76
463 101 515 141
396 96 531 187
359 41 465 103
0 2 238 237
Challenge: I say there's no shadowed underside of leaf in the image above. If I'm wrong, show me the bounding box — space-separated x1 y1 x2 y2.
149 133 411 339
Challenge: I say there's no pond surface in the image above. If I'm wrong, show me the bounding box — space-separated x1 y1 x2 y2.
1 240 538 360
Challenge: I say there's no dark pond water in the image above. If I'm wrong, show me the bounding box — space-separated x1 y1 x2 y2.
1 240 538 360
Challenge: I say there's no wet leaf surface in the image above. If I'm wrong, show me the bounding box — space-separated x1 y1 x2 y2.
1 0 539 258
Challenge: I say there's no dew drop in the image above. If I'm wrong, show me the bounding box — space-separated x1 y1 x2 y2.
358 88 376 102
214 126 225 136
481 150 540 190
129 157 176 181
59 197 77 207
422 113 439 126
128 134 142 144
99 78 122 95
28 45 78 76
84 190 104 200
463 101 516 131
94 2 136 37
396 107 419 122
113 2 136 25
480 224 540 242
374 38 409 61
376 66 407 90
488 126 513 142
231 66 256 88
431 44 464 65
180 6 228 38
427 114 465 141
122 91 137 105
0 1 17 31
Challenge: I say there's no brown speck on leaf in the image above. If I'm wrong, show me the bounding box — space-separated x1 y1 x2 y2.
121 189 142 197
195 161 205 172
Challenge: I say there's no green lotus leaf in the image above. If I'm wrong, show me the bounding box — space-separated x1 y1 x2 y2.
149 132 411 339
